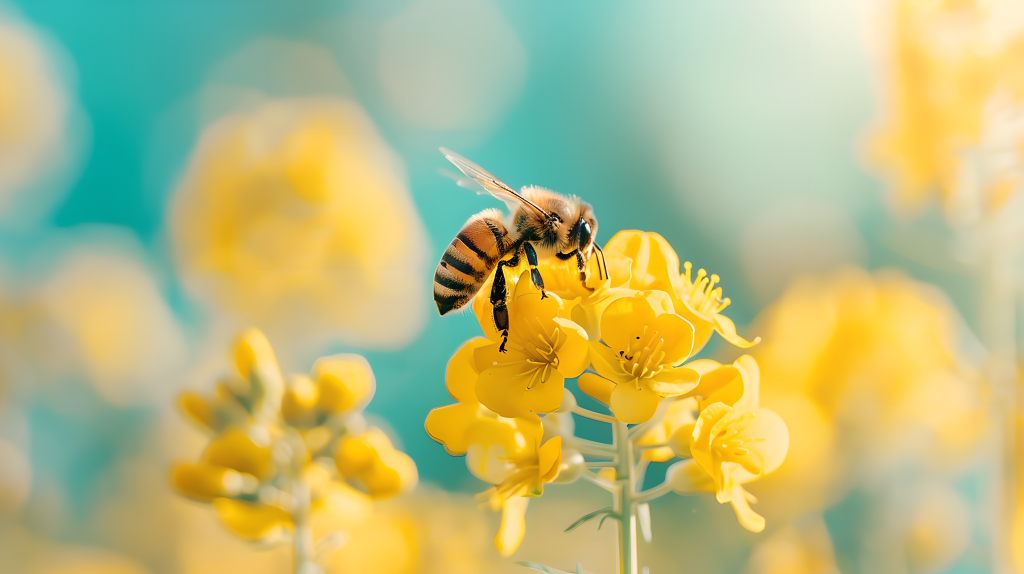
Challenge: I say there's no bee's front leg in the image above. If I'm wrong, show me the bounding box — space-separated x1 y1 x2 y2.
523 242 548 299
490 251 520 353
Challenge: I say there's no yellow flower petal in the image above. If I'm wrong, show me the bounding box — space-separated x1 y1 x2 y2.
604 230 683 294
577 373 615 407
495 495 529 557
203 427 272 478
475 363 539 419
652 312 695 365
690 365 744 411
213 498 292 541
600 293 656 351
281 374 319 423
648 367 700 396
552 317 590 378
589 343 631 385
425 402 483 455
170 463 252 501
178 392 216 432
732 354 759 410
233 328 280 380
727 485 766 533
313 354 376 413
446 338 490 403
610 382 662 424
537 437 563 484
713 313 760 349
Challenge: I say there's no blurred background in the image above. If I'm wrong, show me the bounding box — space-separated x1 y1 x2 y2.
0 0 1021 572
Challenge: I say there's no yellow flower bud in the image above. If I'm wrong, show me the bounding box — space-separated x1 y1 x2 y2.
335 428 418 499
170 463 257 501
213 498 292 541
178 392 215 432
314 354 375 414
281 374 319 424
203 427 273 479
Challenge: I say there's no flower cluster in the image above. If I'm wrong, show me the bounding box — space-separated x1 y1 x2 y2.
172 328 417 569
427 230 789 561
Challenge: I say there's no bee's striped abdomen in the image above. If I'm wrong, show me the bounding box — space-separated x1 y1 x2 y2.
434 209 509 315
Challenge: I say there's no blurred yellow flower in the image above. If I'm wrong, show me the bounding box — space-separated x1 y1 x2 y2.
172 328 415 571
748 267 987 522
170 98 429 350
37 233 188 406
872 0 1024 217
745 518 839 574
580 291 700 423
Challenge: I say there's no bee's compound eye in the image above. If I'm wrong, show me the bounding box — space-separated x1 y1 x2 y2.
578 218 593 248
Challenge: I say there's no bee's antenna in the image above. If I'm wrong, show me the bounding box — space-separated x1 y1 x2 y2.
594 244 607 281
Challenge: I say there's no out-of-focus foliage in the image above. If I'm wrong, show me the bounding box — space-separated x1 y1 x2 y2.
170 98 430 352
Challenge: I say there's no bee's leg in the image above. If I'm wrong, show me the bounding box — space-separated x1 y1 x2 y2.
523 242 547 299
490 250 521 353
574 250 597 292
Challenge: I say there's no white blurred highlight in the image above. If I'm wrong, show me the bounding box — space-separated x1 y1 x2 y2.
378 0 527 131
0 7 85 227
741 199 868 303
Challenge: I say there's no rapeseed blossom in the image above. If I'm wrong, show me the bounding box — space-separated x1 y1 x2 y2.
427 229 788 572
172 328 416 572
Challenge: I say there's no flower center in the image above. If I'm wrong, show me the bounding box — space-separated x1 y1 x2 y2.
681 262 731 316
617 325 667 383
508 317 560 390
714 412 764 461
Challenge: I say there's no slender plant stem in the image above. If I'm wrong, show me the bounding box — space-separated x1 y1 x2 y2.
569 436 617 457
612 421 638 574
635 481 673 504
981 238 1018 574
572 405 618 423
292 479 317 574
581 469 618 492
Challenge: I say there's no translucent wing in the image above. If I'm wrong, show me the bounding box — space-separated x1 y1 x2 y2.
439 147 550 217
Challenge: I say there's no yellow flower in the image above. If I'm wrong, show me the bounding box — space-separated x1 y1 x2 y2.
170 98 430 349
603 230 758 352
670 402 789 533
335 428 418 500
470 270 590 419
579 291 700 423
634 397 698 462
427 357 561 558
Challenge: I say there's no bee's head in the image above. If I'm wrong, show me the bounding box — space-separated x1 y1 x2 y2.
570 202 598 254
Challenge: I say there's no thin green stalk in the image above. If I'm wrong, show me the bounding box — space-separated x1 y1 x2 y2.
292 479 318 574
612 421 638 574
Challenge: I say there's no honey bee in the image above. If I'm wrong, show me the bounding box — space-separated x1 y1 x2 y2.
433 148 605 352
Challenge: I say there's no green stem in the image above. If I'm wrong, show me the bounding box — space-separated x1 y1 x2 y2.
292 479 318 574
612 421 638 574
